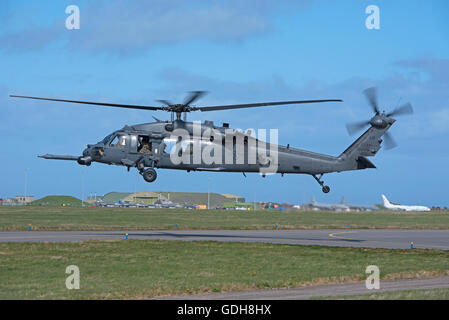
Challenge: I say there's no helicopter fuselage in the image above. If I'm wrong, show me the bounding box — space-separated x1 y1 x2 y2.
67 117 391 190
14 88 407 193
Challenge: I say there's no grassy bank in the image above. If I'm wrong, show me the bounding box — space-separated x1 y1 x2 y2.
317 288 449 300
0 206 448 231
1 240 448 299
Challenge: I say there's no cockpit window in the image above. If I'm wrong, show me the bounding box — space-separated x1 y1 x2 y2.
119 135 128 146
109 134 128 147
109 136 119 147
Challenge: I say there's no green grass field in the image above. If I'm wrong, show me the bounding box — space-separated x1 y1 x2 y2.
1 206 448 231
1 240 448 299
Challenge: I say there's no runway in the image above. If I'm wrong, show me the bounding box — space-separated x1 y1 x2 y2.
1 229 449 250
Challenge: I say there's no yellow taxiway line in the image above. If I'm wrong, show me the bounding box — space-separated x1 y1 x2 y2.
328 231 357 240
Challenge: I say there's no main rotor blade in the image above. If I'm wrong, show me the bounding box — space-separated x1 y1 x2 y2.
363 87 380 114
387 102 413 117
197 99 343 112
346 120 370 135
184 91 207 106
383 132 397 150
11 94 344 114
10 95 162 111
156 99 174 106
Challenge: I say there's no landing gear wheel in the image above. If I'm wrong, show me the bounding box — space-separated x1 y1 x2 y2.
312 174 331 193
142 168 157 183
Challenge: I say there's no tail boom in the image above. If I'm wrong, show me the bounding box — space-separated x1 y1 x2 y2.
336 122 394 172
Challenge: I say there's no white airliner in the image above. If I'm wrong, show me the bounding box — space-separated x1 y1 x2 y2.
381 194 431 212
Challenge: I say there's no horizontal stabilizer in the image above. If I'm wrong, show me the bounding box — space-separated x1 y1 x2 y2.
357 156 376 169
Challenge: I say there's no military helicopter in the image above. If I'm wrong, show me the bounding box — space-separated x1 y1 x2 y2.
10 87 412 193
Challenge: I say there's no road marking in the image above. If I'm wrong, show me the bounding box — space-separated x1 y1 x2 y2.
328 231 357 240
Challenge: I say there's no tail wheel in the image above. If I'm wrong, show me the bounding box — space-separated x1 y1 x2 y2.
312 174 331 194
142 168 157 183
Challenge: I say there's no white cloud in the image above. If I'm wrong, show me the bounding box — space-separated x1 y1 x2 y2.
0 0 313 54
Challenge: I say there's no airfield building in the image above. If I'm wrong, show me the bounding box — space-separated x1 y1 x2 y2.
1 196 34 205
99 191 245 208
16 196 34 204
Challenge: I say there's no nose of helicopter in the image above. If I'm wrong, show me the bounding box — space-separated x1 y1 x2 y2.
85 143 106 159
76 145 92 166
83 145 91 156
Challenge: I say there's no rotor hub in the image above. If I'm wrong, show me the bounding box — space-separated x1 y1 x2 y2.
370 115 388 129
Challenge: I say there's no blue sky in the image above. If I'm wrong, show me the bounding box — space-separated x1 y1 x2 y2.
1 0 448 206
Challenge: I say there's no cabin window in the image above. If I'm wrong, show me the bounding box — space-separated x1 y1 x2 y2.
162 137 194 155
138 135 152 154
130 135 138 150
162 138 177 155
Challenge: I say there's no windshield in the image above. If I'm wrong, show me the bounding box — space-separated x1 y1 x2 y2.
101 133 115 144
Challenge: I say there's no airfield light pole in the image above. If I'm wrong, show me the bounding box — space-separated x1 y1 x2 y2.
24 168 29 205
81 168 85 207
254 188 256 211
207 178 210 210
134 175 137 204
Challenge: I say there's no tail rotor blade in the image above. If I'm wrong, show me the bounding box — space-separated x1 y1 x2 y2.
346 120 370 135
383 132 397 150
363 87 380 114
387 102 413 117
